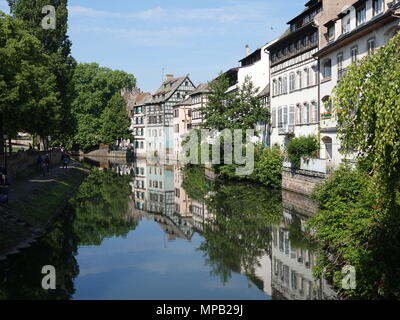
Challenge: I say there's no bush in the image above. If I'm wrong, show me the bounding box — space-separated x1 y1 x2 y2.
254 146 282 188
217 144 282 188
308 165 400 299
287 136 319 169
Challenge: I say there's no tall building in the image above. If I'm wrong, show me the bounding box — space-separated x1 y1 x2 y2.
145 75 196 161
238 44 271 146
267 0 322 149
315 0 400 167
131 93 152 158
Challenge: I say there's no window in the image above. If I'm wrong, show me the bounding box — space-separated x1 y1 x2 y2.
373 0 384 16
342 15 351 34
297 104 302 125
272 79 277 96
312 65 318 85
278 107 283 128
289 105 295 125
283 106 288 126
304 103 310 124
272 108 277 128
303 36 309 47
296 39 301 50
283 75 288 94
337 53 344 80
351 46 358 63
312 101 318 123
327 25 335 43
323 60 332 79
356 5 366 26
367 38 376 54
289 73 295 92
278 77 282 95
310 31 318 44
305 68 310 87
297 71 302 89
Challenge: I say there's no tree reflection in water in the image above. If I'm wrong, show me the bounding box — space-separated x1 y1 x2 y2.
71 168 137 246
182 166 282 285
0 167 137 300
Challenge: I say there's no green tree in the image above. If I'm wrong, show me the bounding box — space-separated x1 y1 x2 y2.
0 12 61 150
100 94 132 146
201 74 268 131
70 63 136 150
7 0 77 147
332 32 400 201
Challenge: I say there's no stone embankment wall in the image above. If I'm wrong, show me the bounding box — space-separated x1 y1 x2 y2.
0 150 62 180
282 189 319 218
282 167 328 196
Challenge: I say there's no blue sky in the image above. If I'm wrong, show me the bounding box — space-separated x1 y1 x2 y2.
0 0 304 92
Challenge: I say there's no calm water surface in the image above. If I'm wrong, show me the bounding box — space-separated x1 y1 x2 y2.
0 158 336 300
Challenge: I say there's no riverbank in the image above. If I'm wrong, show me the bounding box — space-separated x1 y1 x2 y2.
0 161 89 262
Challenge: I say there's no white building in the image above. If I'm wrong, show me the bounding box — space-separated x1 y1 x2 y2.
315 0 400 167
131 93 152 158
145 75 196 161
267 1 322 150
237 44 270 146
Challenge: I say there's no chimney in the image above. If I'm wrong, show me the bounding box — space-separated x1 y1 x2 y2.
165 74 174 81
245 45 250 56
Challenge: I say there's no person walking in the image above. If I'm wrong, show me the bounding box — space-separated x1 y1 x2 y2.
61 153 70 169
44 154 50 173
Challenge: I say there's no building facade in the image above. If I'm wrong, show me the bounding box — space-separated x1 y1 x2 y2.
145 75 196 161
315 0 400 167
238 44 271 146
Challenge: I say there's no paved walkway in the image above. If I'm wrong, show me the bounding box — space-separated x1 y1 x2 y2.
7 162 80 205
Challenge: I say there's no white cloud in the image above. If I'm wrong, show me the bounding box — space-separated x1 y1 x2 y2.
68 5 165 20
70 25 224 47
68 3 270 23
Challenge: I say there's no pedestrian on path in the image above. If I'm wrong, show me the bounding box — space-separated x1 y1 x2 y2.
44 154 50 173
61 153 70 169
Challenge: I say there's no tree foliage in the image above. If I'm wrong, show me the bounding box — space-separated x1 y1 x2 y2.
201 74 269 131
0 12 61 139
7 0 77 145
286 136 319 170
70 63 136 150
70 168 137 246
332 31 400 198
308 166 400 299
197 180 282 284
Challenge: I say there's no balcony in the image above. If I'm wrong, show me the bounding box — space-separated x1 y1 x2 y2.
278 124 295 136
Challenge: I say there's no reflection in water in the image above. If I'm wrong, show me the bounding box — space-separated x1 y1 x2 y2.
0 157 336 300
0 209 79 300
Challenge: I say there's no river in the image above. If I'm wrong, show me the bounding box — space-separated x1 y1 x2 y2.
0 158 336 300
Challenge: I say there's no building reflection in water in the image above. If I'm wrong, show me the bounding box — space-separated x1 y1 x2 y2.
0 156 336 300
124 158 336 300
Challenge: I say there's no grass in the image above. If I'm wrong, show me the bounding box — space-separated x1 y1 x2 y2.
9 167 87 226
0 164 88 255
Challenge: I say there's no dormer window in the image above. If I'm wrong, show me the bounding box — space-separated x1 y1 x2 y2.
342 14 351 34
356 5 366 26
327 25 335 43
373 0 384 16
